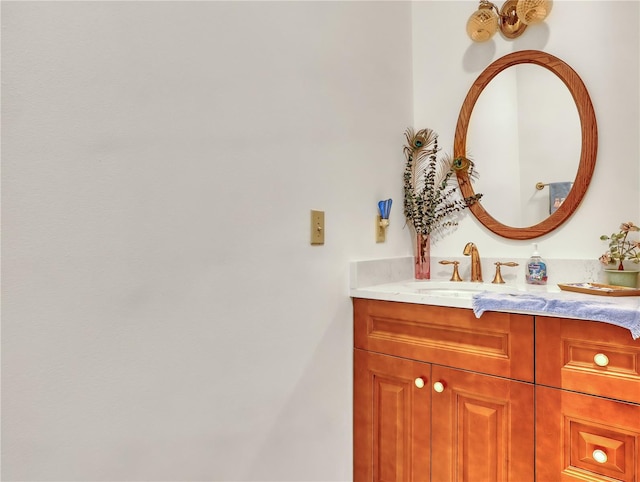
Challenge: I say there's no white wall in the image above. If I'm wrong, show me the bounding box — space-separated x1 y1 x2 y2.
413 0 640 259
1 2 413 480
4 1 640 481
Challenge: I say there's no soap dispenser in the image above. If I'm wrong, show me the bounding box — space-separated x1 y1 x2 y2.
526 243 548 285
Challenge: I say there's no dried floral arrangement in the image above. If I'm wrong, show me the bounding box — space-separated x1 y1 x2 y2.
403 128 483 236
599 221 640 270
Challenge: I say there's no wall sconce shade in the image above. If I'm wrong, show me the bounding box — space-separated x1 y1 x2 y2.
466 0 552 42
466 3 499 42
516 0 553 25
378 199 392 219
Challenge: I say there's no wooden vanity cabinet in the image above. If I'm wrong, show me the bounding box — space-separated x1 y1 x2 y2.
354 300 640 482
353 298 535 482
535 316 640 481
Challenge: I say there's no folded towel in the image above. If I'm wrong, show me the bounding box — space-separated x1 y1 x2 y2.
548 182 573 214
472 291 640 339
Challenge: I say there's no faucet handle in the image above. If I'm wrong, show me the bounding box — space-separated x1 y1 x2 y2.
492 262 519 284
439 260 463 282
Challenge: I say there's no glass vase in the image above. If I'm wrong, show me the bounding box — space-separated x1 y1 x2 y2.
414 233 431 280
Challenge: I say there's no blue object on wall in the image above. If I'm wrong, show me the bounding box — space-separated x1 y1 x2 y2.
378 199 392 219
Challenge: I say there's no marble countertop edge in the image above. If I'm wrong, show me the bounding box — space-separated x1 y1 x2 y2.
349 258 640 336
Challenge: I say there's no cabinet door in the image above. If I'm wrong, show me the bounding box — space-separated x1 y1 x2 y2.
537 386 640 481
354 349 431 482
431 365 535 482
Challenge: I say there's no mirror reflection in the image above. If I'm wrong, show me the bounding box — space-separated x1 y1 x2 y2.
469 64 581 228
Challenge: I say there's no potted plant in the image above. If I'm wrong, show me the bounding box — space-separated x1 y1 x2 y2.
599 221 640 287
403 128 482 279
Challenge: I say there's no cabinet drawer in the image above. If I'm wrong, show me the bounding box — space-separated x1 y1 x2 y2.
537 386 640 481
353 298 534 382
536 316 640 404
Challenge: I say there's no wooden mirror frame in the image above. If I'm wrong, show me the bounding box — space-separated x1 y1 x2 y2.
454 50 598 240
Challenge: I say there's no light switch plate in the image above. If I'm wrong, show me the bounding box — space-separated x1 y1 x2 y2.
310 210 325 245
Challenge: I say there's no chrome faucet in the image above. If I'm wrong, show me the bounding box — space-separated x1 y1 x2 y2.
463 242 482 282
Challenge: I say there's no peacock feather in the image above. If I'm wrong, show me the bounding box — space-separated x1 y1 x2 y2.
403 127 482 236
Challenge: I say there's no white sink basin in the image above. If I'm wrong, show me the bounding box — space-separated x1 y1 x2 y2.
402 281 521 299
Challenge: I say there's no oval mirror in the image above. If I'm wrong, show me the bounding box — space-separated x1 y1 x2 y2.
454 50 598 240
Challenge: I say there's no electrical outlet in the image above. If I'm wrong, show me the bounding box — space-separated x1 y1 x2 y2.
376 215 386 243
310 210 325 245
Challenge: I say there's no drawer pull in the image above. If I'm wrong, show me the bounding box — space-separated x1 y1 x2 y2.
433 381 445 393
592 449 608 464
414 378 425 389
593 353 610 367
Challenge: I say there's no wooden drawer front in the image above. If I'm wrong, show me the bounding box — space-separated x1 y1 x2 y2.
536 316 640 404
353 298 534 382
537 386 640 481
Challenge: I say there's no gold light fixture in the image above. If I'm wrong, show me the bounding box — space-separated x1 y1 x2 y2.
466 0 552 42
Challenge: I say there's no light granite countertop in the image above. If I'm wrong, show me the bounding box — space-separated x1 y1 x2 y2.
350 278 640 312
349 257 640 339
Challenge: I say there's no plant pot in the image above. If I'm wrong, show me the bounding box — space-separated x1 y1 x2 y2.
604 269 639 288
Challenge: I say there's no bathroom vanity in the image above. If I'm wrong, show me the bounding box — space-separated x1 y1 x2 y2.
352 282 640 482
349 46 630 480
